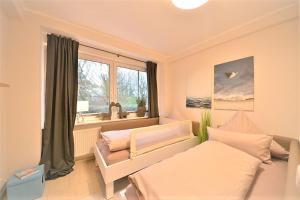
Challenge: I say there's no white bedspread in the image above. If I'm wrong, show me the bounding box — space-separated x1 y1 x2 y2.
129 141 261 200
246 159 287 200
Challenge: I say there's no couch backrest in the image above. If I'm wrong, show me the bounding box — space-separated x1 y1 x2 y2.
74 117 159 132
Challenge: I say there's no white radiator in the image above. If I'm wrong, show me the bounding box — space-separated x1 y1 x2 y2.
73 127 101 158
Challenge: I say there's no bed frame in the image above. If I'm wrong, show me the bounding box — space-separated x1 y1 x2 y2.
119 135 300 200
94 134 198 199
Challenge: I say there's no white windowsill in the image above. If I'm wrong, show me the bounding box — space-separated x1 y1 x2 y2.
75 115 148 127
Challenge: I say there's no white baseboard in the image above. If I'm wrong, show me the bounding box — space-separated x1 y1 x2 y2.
75 153 94 161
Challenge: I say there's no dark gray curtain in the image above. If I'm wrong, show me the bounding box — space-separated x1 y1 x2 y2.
146 61 159 118
40 34 79 180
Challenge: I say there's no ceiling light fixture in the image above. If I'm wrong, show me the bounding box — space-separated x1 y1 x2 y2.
171 0 208 10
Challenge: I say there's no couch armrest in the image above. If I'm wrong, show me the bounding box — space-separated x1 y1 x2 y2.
273 135 293 151
284 139 300 200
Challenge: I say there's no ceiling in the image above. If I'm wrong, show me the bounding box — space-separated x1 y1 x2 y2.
21 0 297 56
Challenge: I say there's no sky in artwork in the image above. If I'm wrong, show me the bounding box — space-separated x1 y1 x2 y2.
214 57 254 101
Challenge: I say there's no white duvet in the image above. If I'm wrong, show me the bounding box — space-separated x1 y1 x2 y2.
129 141 262 200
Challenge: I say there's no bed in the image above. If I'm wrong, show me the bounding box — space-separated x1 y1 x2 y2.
96 139 130 165
94 120 199 199
123 136 300 200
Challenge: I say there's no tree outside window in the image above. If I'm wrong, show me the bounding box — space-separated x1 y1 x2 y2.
117 67 148 112
77 59 110 113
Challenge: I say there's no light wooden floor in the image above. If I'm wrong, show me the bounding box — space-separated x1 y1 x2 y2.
5 159 129 200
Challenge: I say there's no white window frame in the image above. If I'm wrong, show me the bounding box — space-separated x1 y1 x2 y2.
78 53 113 115
78 47 147 115
115 63 147 112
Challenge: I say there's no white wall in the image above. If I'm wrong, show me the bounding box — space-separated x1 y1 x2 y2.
298 0 300 141
0 6 8 189
167 19 299 139
3 10 168 176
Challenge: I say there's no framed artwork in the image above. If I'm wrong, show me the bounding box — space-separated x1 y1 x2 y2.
186 97 211 109
214 56 254 111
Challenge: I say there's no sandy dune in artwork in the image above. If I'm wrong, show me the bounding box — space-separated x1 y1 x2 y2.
214 99 254 111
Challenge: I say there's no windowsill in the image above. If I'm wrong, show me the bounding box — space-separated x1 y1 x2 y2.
75 115 148 127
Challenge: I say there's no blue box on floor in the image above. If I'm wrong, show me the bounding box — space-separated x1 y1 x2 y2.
7 164 45 200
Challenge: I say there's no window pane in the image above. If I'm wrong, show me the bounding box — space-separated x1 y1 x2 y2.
138 71 148 109
78 59 110 113
117 67 138 112
117 67 148 112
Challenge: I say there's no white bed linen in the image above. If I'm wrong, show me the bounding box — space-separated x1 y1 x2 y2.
101 121 192 153
125 159 288 200
220 111 289 159
132 120 192 152
246 159 287 200
208 127 273 164
129 141 261 200
101 129 131 151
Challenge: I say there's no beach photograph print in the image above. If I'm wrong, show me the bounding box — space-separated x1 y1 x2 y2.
214 56 254 111
186 97 211 109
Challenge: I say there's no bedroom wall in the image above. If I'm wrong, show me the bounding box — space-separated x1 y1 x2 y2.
2 9 168 176
298 0 300 141
0 6 8 189
166 18 299 139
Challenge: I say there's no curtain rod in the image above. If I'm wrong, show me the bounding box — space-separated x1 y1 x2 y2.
80 44 147 63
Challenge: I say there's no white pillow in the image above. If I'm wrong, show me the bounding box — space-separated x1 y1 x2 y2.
220 111 263 134
101 129 131 151
208 127 273 164
102 121 192 152
220 111 289 159
270 141 289 160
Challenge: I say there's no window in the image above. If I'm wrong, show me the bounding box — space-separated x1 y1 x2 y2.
77 59 110 114
41 40 148 125
117 67 148 112
77 53 148 118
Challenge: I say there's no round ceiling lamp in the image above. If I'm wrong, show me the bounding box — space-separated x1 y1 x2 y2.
171 0 208 10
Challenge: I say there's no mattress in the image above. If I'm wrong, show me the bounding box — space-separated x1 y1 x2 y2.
96 139 130 165
246 159 287 200
124 159 288 200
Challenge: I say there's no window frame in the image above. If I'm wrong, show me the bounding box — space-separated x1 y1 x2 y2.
78 51 147 116
78 53 113 115
116 65 148 112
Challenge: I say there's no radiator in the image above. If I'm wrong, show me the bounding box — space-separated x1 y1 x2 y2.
73 127 101 158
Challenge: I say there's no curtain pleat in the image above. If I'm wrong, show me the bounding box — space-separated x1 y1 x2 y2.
146 61 159 118
40 34 79 180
